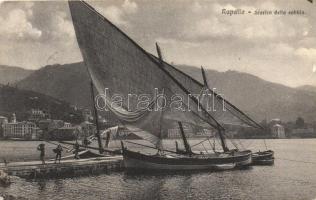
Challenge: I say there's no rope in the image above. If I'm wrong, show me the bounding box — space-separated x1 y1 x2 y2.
201 143 209 153
263 139 268 150
207 139 216 152
191 137 211 148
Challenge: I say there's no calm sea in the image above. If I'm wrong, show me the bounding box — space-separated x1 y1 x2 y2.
0 139 316 200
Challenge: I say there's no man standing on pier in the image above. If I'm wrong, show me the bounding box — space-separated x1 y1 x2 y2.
37 143 45 164
74 141 80 159
54 144 63 163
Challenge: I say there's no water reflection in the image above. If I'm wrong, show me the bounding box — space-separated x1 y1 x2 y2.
52 179 63 193
37 180 46 191
1 139 316 200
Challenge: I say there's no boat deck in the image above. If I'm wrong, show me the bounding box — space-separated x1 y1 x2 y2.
0 156 124 179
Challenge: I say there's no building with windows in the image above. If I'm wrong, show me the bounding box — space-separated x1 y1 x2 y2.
291 128 315 138
49 127 77 141
38 119 64 132
271 124 286 138
0 116 8 126
0 116 8 137
28 109 50 122
3 121 40 140
63 122 72 128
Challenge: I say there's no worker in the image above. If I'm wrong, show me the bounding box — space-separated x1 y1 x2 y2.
37 143 45 164
54 144 63 163
74 141 80 159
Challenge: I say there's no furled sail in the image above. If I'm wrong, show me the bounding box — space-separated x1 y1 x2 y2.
68 1 222 147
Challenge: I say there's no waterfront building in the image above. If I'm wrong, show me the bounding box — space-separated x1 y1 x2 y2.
49 126 77 141
63 122 72 128
0 116 8 137
0 116 8 126
291 128 315 138
269 118 282 126
38 119 64 132
3 121 40 140
271 124 286 138
28 109 50 122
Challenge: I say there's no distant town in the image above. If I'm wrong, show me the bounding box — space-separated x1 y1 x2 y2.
0 107 315 141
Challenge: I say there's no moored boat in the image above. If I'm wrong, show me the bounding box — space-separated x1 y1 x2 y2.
122 146 251 171
252 150 274 165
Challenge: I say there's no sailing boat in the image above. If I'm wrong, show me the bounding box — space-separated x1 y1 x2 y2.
68 1 252 171
152 40 275 166
199 67 274 165
121 122 251 171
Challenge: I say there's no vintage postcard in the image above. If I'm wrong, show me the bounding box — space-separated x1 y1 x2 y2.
0 0 315 199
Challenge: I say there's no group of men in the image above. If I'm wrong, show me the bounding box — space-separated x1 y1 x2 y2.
37 142 81 164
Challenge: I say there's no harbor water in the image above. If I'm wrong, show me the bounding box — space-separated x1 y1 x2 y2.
0 139 316 200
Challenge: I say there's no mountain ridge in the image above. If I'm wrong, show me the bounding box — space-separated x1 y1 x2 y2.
0 65 34 85
14 62 316 123
0 84 83 124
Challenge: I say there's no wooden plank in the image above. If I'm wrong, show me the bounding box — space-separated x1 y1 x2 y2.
0 156 124 178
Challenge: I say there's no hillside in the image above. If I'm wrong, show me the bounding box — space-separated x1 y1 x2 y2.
15 62 316 122
17 62 92 108
0 65 34 85
297 85 316 94
177 65 316 122
0 84 83 124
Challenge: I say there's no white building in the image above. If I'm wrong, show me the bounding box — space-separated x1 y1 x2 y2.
63 122 72 128
3 121 40 140
0 116 8 126
29 109 49 122
271 124 286 138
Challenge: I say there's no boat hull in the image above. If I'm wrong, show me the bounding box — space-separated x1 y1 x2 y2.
122 149 252 171
251 150 274 166
253 159 274 165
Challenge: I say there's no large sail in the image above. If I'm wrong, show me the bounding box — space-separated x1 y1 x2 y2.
68 1 222 147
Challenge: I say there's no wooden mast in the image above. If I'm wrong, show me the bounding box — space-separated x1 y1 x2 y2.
90 81 104 154
201 66 229 152
201 66 210 88
104 130 111 148
178 122 192 154
156 42 165 152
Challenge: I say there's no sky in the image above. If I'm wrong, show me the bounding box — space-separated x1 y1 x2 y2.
0 0 315 87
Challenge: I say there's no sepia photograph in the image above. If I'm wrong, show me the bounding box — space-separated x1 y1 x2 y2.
0 0 316 199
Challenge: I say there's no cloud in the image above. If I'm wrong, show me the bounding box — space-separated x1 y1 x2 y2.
156 37 199 48
95 0 138 26
49 11 75 40
100 5 126 25
122 0 138 14
192 1 202 12
0 8 42 40
295 48 316 60
272 43 295 55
